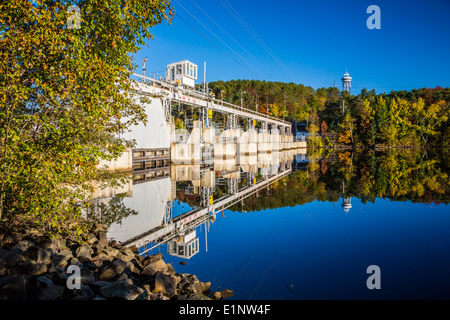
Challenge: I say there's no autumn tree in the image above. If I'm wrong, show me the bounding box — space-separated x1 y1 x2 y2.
0 0 172 231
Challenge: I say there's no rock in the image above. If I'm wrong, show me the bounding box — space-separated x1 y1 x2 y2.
98 267 115 281
128 245 139 254
28 262 48 276
51 251 73 267
1 233 25 246
165 263 176 275
179 274 202 295
97 232 108 248
93 223 107 234
103 246 120 258
210 291 222 300
0 225 220 301
186 294 212 300
148 291 169 300
184 281 202 295
0 251 25 269
92 252 114 264
0 247 8 260
12 240 35 255
37 275 53 289
151 271 177 297
98 259 133 281
118 247 136 262
0 275 28 300
142 253 163 267
75 244 93 260
100 280 145 300
141 266 157 277
24 246 51 265
220 289 234 299
85 233 97 245
70 285 94 300
69 257 81 266
200 281 211 293
179 261 188 266
37 237 60 255
80 269 96 285
146 259 167 273
91 281 111 289
38 285 65 300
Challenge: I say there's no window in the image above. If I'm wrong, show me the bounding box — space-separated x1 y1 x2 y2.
176 64 182 75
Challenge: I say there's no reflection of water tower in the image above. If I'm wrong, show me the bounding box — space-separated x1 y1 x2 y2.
341 70 352 93
342 197 352 213
341 181 352 214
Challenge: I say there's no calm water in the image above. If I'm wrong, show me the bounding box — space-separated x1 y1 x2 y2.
98 150 450 300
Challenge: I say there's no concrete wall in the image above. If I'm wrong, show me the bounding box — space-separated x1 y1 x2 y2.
98 148 133 172
122 98 171 150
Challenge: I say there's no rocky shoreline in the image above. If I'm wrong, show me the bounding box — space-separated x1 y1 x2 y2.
0 224 233 300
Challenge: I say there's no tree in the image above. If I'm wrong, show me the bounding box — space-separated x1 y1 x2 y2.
0 0 172 231
414 98 449 144
338 113 355 145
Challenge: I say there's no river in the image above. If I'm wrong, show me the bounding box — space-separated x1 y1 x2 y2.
91 149 450 299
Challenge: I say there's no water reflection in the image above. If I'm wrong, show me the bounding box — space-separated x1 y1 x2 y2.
89 149 449 262
90 149 304 260
87 149 450 299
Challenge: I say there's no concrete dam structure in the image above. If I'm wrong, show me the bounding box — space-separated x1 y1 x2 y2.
103 60 307 172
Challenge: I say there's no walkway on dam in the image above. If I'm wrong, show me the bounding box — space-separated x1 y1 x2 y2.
130 74 292 130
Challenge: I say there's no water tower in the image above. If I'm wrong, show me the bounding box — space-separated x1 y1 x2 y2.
341 70 352 93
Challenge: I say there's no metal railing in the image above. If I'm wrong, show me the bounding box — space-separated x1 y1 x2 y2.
130 73 291 126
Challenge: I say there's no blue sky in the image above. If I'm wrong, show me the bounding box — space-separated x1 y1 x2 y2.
134 0 450 93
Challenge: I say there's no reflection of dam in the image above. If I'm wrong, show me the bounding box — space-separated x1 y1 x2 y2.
95 149 305 259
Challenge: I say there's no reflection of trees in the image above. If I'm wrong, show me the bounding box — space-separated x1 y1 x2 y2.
84 194 139 228
230 150 449 212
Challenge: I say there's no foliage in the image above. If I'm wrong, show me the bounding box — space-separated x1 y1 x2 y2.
0 0 172 234
208 79 450 148
229 150 449 212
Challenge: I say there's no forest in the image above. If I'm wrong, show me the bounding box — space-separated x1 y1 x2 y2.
203 80 450 148
227 149 450 213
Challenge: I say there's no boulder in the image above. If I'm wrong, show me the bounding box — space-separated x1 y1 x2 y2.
0 275 28 300
146 259 167 273
28 262 48 276
24 246 51 265
220 289 234 299
51 250 73 267
151 271 177 297
100 280 145 300
12 240 35 255
75 244 93 260
97 232 108 248
210 291 222 300
98 259 133 281
38 285 65 300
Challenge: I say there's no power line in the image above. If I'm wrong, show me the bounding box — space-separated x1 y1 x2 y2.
175 13 258 76
189 0 275 79
219 0 298 82
174 0 263 77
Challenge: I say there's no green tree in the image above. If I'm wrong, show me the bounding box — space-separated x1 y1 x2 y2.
0 0 172 231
